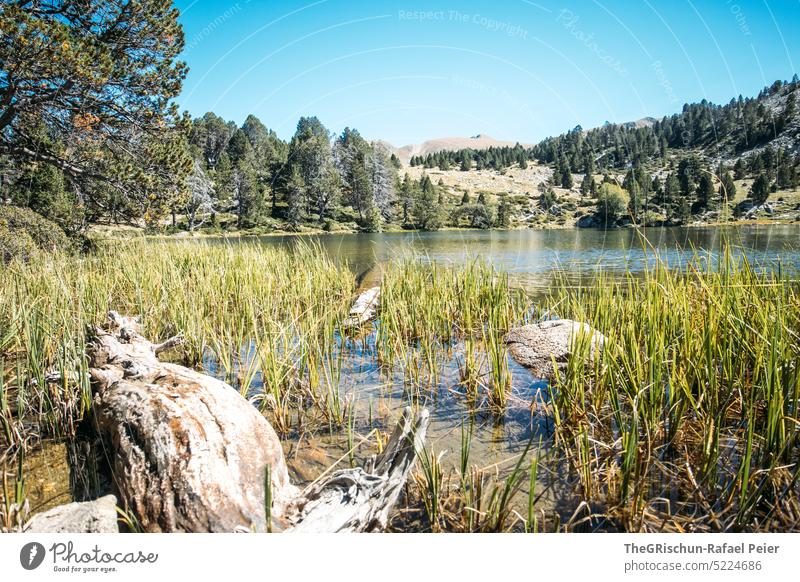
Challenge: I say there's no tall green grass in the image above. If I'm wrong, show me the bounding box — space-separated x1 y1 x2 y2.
0 239 354 444
2 238 799 533
547 249 800 531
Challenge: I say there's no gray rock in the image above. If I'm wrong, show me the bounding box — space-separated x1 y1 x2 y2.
504 319 606 379
576 214 599 228
25 495 119 533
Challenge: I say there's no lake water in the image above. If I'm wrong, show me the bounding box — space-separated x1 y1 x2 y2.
244 224 800 289
27 224 800 530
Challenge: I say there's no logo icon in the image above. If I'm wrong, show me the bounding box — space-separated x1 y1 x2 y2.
20 542 46 570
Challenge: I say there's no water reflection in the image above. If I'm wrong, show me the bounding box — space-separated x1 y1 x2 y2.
225 225 800 289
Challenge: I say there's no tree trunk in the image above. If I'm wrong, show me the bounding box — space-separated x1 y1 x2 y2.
81 312 427 533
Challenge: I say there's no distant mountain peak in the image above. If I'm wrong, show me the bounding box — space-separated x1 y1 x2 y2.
385 135 533 164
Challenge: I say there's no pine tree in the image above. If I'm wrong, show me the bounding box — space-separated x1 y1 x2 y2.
664 173 681 221
580 173 593 198
0 0 190 225
285 166 305 228
733 158 746 179
627 179 642 223
397 174 416 225
460 151 472 171
696 173 715 210
413 175 442 230
538 187 557 211
749 173 770 205
288 117 340 223
495 195 511 228
720 171 736 204
676 197 691 224
560 166 573 189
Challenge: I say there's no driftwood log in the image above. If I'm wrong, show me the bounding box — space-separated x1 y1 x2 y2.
83 311 428 532
343 287 380 327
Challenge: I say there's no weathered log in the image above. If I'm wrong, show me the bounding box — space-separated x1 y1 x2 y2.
343 286 380 327
285 407 429 532
82 312 425 533
86 312 297 532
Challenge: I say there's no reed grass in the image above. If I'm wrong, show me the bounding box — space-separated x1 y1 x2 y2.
545 248 800 531
0 239 354 445
2 237 799 533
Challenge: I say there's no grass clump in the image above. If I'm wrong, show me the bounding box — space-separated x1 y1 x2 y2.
546 249 800 531
0 239 354 446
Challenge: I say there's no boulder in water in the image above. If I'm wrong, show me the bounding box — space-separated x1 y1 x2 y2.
25 495 119 533
504 319 606 379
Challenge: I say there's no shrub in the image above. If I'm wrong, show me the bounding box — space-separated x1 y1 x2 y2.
0 205 72 262
0 224 38 263
594 183 627 226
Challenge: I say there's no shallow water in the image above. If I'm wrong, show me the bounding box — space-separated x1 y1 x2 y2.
22 225 800 530
240 224 800 288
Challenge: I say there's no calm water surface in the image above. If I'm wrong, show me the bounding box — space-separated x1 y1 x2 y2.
220 225 800 522
29 225 800 527
242 224 800 288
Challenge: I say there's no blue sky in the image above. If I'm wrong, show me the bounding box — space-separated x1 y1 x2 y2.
175 0 799 146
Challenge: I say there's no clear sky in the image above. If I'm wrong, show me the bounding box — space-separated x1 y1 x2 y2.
175 0 800 146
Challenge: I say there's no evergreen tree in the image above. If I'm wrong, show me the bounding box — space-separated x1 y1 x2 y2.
733 158 746 179
627 179 642 223
287 117 340 222
538 187 558 211
284 166 305 228
0 0 190 225
696 173 715 210
580 173 593 198
397 174 417 225
720 171 736 204
333 127 371 220
460 150 472 171
650 176 663 204
664 172 681 220
676 196 692 224
560 166 573 188
412 175 443 230
749 173 770 205
495 195 511 228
